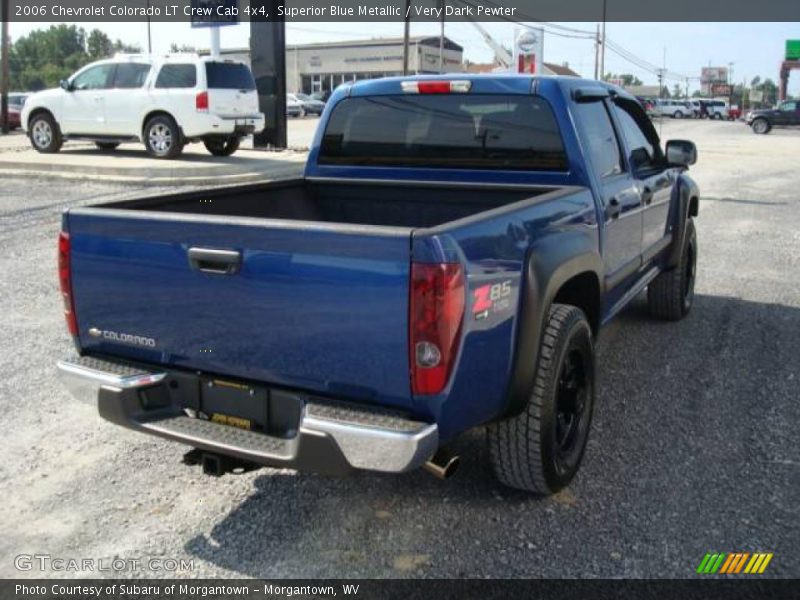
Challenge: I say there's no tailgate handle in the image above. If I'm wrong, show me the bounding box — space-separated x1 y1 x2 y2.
188 248 241 275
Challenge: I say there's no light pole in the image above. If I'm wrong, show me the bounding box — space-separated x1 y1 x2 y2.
146 0 152 54
402 0 411 76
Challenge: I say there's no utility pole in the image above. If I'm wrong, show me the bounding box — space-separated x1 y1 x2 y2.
1 0 9 135
594 24 600 80
146 0 152 54
402 0 411 75
599 0 606 80
657 69 665 98
438 0 444 73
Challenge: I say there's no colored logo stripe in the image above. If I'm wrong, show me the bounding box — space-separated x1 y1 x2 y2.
698 552 774 574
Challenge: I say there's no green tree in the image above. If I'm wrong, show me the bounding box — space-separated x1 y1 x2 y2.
87 30 114 60
604 73 644 86
9 25 139 91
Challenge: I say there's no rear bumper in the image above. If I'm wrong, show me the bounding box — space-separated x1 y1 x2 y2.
57 356 437 475
183 113 265 138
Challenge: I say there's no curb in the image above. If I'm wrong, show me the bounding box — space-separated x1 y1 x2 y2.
0 151 308 186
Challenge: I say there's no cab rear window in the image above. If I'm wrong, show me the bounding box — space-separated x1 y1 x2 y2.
205 62 256 90
319 94 567 171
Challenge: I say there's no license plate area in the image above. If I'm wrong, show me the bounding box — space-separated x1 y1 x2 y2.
200 377 268 432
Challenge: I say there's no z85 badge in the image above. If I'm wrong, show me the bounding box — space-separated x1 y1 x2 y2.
473 280 513 320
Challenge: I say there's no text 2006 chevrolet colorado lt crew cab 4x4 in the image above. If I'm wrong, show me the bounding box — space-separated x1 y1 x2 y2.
57 75 700 495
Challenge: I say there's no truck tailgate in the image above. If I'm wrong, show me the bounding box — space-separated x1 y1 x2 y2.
66 210 413 408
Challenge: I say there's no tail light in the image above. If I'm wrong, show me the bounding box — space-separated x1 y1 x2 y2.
409 263 465 395
58 232 78 336
196 91 209 112
401 80 472 94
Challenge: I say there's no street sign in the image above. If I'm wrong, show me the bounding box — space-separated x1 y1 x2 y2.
191 0 238 28
750 89 763 102
710 83 732 97
787 40 800 61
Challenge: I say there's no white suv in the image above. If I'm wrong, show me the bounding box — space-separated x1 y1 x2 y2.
22 54 265 159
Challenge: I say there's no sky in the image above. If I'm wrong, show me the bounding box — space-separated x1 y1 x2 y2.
8 21 800 95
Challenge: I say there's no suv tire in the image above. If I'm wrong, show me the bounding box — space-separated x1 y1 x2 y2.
204 137 241 157
673 110 683 119
487 304 595 495
29 112 63 154
647 219 697 321
144 115 183 159
95 142 120 151
751 118 770 134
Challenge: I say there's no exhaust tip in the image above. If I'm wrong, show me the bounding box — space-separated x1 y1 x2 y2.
423 449 460 480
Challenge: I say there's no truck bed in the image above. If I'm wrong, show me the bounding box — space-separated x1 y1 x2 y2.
98 178 551 229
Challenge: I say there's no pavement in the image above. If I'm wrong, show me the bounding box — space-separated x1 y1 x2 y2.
0 119 797 579
0 117 320 185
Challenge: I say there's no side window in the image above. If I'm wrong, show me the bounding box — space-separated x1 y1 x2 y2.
71 65 115 91
781 101 797 112
113 63 151 89
155 64 197 89
612 99 663 172
573 101 622 179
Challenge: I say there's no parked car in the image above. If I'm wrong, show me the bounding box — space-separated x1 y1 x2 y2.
286 94 303 118
293 93 326 116
746 100 800 134
653 98 694 119
21 54 265 159
728 104 742 120
1 104 21 129
311 90 332 104
57 75 699 496
698 99 729 120
8 92 29 110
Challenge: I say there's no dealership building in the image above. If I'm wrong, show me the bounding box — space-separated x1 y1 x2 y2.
215 36 464 95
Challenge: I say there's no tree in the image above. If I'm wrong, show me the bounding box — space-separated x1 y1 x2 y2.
9 25 139 91
604 73 643 86
672 83 683 98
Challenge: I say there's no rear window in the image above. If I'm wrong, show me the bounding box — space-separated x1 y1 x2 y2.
319 94 567 171
205 62 256 90
155 64 197 89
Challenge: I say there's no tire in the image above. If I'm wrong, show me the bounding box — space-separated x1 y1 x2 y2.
29 112 63 154
95 142 120 151
204 137 240 157
299 108 306 118
751 118 770 135
673 111 683 119
647 219 697 321
143 115 183 159
487 304 595 495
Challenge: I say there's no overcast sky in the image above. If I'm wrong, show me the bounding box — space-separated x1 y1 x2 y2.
9 21 800 95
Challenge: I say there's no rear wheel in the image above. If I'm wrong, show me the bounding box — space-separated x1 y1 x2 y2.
29 112 62 154
204 137 241 157
673 110 683 119
487 304 595 495
144 115 183 159
751 118 770 134
647 219 697 321
95 142 120 151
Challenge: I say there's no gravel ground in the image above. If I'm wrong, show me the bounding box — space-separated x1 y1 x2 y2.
0 119 797 579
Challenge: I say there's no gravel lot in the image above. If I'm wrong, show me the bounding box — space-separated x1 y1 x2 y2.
0 119 797 579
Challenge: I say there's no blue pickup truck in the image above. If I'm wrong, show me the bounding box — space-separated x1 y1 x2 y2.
57 75 699 495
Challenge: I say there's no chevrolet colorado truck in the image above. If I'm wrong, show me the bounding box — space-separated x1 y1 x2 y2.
57 75 699 495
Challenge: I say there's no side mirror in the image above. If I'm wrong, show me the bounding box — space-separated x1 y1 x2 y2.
59 79 72 92
665 139 697 167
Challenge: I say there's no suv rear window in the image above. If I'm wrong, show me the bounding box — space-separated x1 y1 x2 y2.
155 64 197 89
205 62 256 90
319 94 567 171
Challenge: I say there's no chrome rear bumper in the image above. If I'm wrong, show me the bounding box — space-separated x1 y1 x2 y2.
57 355 437 475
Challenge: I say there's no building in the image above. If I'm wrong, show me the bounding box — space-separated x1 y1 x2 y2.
212 36 464 95
463 61 581 77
